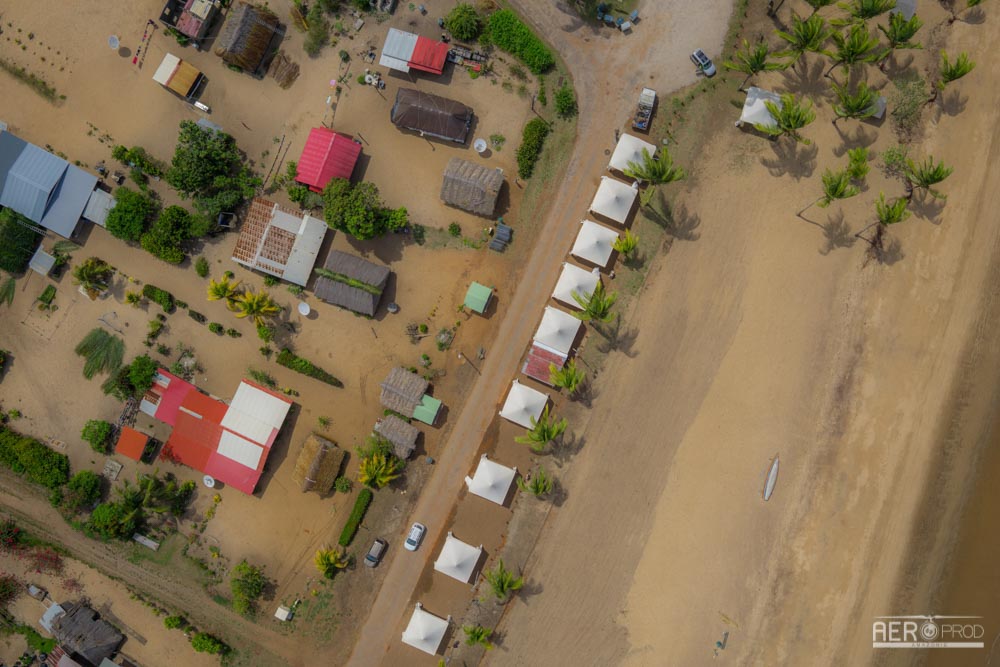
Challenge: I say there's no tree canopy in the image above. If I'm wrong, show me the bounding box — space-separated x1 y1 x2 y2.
321 179 408 240
445 3 482 41
105 187 157 242
140 206 208 265
0 208 41 274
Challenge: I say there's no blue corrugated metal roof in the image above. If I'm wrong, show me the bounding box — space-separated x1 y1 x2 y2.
0 143 66 220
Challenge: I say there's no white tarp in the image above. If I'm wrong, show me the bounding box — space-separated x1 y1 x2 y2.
380 28 418 72
152 53 180 85
736 86 782 128
220 381 291 446
571 220 619 268
552 263 601 309
533 306 582 356
465 454 517 506
433 532 484 583
608 133 657 173
499 380 548 428
590 176 637 224
401 603 449 655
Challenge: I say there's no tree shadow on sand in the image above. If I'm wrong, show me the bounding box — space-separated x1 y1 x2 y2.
781 57 830 101
832 123 878 157
937 88 968 118
550 431 585 468
817 210 857 255
908 194 947 225
643 191 701 241
761 139 818 180
594 318 638 357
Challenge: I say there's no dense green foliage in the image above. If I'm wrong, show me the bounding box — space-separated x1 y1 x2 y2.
485 10 554 74
106 187 157 242
0 208 41 274
142 284 175 313
230 560 268 616
321 179 408 240
141 206 206 264
338 488 373 546
516 118 551 179
88 501 136 539
61 470 103 514
554 83 577 118
111 145 165 177
81 419 113 453
75 328 125 379
129 355 158 396
276 349 343 387
195 256 210 278
191 632 228 654
163 615 186 630
445 3 482 41
304 3 330 57
0 425 70 490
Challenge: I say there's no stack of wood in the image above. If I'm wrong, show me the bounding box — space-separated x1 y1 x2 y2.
269 50 300 89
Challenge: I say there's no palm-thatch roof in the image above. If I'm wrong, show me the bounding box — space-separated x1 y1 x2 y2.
313 249 391 316
292 433 345 494
380 367 429 416
440 158 504 217
50 601 125 667
214 2 283 74
374 415 420 459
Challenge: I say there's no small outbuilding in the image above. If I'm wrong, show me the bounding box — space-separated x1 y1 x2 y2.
231 197 328 286
465 454 517 506
295 128 362 192
380 28 450 74
214 2 283 74
152 53 205 99
391 88 473 144
736 86 782 129
433 532 484 584
499 380 548 429
82 188 115 227
401 603 450 656
314 249 390 316
27 247 56 276
374 415 420 459
590 176 638 225
608 133 657 174
115 427 149 462
380 367 441 425
463 282 494 314
440 158 504 217
47 601 125 667
551 263 600 310
292 433 345 494
571 220 619 268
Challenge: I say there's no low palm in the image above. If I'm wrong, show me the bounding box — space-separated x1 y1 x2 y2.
357 452 404 489
207 277 241 303
723 39 787 90
623 148 686 185
515 406 568 454
613 229 639 258
831 81 880 124
229 289 280 326
837 0 896 24
878 12 922 66
937 50 975 90
571 281 617 323
516 467 554 497
463 625 494 650
756 93 817 144
825 24 886 78
867 191 911 253
549 359 586 396
72 257 113 295
905 157 953 200
846 147 872 182
775 14 833 72
798 169 859 218
315 547 349 579
482 559 524 603
804 0 837 16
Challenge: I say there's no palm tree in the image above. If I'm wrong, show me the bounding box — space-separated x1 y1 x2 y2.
775 14 833 73
72 257 113 298
798 169 859 218
571 281 618 323
229 289 280 326
549 359 586 396
756 93 817 144
723 39 787 90
315 547 350 579
877 12 922 67
904 157 953 200
515 406 568 454
613 229 639 258
623 148 686 185
482 559 524 603
846 147 872 182
831 81 880 124
207 276 241 303
125 291 143 307
358 452 404 489
837 0 896 24
516 467 554 497
929 50 975 103
944 0 985 23
804 0 837 16
463 625 494 650
860 192 911 253
825 24 886 78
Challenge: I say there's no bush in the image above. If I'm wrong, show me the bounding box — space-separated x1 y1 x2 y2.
208 322 224 334
889 72 928 140
1 518 22 550
256 324 275 343
188 310 207 324
445 3 482 41
338 488 373 546
516 118 551 179
0 208 41 274
0 426 70 490
195 257 210 278
164 615 185 630
448 222 462 237
554 83 577 118
322 179 409 241
230 560 268 617
334 476 352 493
485 9 554 74
171 480 196 516
304 3 330 57
0 573 18 607
191 632 227 655
142 284 175 313
88 501 136 539
226 328 242 338
81 419 113 453
141 206 202 264
276 349 343 387
129 355 158 396
106 187 157 242
61 470 102 514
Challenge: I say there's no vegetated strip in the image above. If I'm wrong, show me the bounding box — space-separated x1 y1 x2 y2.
276 349 343 387
338 488 373 546
0 57 60 102
322 270 382 296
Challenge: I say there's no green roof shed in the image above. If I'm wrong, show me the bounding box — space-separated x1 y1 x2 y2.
413 394 442 425
464 282 493 314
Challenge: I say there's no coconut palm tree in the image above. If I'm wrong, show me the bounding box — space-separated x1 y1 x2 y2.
613 229 639 258
515 406 568 454
846 147 872 182
571 281 618 324
207 276 241 303
463 625 494 650
315 547 350 579
904 157 953 200
805 0 837 16
549 359 586 396
229 289 280 326
482 559 524 603
928 50 975 103
516 467 554 497
837 0 896 24
756 93 817 144
860 192 911 252
775 14 834 73
125 291 143 308
357 452 404 489
72 257 113 298
877 11 922 67
831 81 880 124
623 148 686 185
0 275 14 308
723 39 788 90
798 169 860 218
825 24 886 78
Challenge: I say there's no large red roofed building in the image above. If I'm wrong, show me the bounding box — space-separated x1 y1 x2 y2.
379 28 450 75
141 370 292 495
295 128 362 192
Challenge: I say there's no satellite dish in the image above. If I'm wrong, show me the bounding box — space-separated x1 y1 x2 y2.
108 35 120 50
473 138 488 154
297 301 311 316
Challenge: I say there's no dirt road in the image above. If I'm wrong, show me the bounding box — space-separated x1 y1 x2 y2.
346 1 732 664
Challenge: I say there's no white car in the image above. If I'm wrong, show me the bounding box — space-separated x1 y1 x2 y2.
691 49 717 77
404 523 426 551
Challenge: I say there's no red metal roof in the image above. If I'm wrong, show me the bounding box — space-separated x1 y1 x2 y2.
296 128 362 193
115 427 148 462
522 344 566 385
409 36 449 75
151 369 197 426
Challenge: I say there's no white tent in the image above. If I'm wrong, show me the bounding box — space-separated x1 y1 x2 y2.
608 133 657 173
465 454 517 505
433 532 484 583
590 176 637 224
571 220 619 268
401 603 450 655
552 262 601 309
499 380 548 428
736 86 782 128
534 307 582 356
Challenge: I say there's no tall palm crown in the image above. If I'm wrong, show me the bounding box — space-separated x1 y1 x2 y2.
937 50 975 89
875 192 911 227
207 277 241 303
775 14 833 71
515 406 569 453
831 81 880 123
72 257 113 294
483 559 524 602
837 0 896 23
623 148 686 185
229 289 280 326
878 12 923 52
905 157 953 199
826 24 886 77
571 281 618 323
804 0 837 16
723 39 787 90
757 93 817 144
798 169 859 218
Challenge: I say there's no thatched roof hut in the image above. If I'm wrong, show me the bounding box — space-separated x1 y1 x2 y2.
440 158 504 217
374 415 420 459
314 249 391 316
214 2 283 74
50 601 125 666
292 433 345 494
380 367 429 416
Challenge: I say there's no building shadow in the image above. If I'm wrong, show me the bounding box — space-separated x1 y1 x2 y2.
255 404 302 495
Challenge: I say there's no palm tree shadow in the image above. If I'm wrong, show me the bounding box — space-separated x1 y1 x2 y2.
642 192 701 241
881 52 915 79
516 579 544 604
869 235 904 266
594 318 638 357
550 430 585 468
549 478 568 507
780 57 829 101
571 381 598 408
761 139 818 180
938 89 968 117
832 123 878 157
909 194 946 224
818 210 857 255
963 7 987 24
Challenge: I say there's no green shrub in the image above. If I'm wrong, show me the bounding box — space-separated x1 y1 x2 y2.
142 284 175 313
209 322 224 334
81 419 113 453
164 615 185 630
191 632 227 655
61 470 102 514
188 310 207 324
226 328 242 338
334 476 352 493
445 3 482 41
170 480 196 516
338 488 373 546
448 222 462 237
129 355 158 395
230 560 268 617
554 83 577 118
106 187 156 242
0 208 41 274
276 349 343 387
0 425 70 490
195 256 210 278
485 10 554 74
516 118 551 179
304 3 330 57
263 274 279 287
88 501 136 539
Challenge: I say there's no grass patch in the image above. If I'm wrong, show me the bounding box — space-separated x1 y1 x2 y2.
74 328 125 379
889 71 928 141
338 488 373 547
0 57 60 102
313 268 382 295
125 532 185 567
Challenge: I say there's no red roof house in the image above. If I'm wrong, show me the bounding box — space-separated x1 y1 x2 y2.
295 128 362 192
409 36 450 74
379 28 450 75
115 427 149 462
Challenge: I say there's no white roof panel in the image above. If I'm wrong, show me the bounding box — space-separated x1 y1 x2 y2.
217 430 265 469
571 220 619 268
499 380 548 428
381 28 418 72
609 133 657 173
281 213 328 286
552 262 601 309
533 307 582 356
433 532 484 583
82 188 114 226
220 381 291 446
401 603 449 655
590 176 637 224
465 454 517 505
153 53 181 85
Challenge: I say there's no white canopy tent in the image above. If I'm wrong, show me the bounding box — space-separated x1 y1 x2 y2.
534 307 582 356
465 454 518 505
571 220 619 268
736 86 782 128
499 380 548 428
552 262 601 309
589 176 637 224
401 603 450 655
433 532 484 584
608 133 657 173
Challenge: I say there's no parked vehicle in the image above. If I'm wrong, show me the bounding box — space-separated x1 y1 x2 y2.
632 87 657 132
691 49 717 77
364 539 388 567
404 523 427 551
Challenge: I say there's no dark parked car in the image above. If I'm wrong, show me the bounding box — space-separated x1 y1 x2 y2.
364 539 388 567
